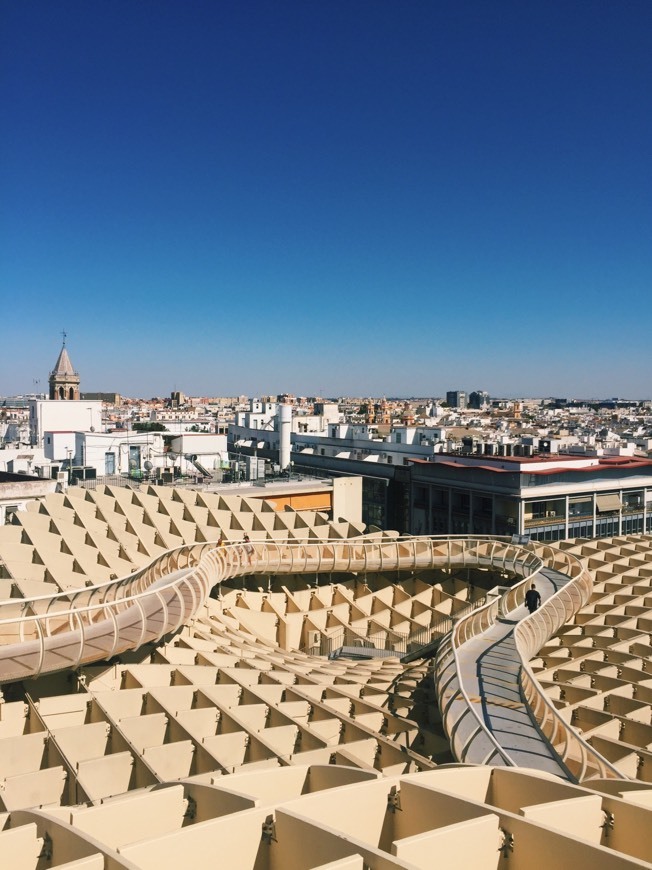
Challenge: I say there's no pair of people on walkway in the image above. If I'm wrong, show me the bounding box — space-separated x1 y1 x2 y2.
216 532 253 567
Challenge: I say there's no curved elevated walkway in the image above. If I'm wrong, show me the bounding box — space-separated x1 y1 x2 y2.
458 568 572 777
0 536 539 684
435 549 627 783
0 567 195 683
0 532 622 785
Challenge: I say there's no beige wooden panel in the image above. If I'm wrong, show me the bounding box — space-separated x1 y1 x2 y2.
120 807 270 870
76 753 135 802
0 823 40 870
0 732 47 778
36 693 92 729
69 785 187 848
119 713 168 753
521 794 603 844
1 766 67 811
50 722 111 768
392 813 501 870
142 741 195 781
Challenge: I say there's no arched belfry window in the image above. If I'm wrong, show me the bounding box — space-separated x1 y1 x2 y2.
59 386 64 400
69 387 74 400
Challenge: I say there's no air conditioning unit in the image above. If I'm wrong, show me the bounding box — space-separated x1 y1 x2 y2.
56 472 67 483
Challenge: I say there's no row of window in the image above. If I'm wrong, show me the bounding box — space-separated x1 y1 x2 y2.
529 515 652 542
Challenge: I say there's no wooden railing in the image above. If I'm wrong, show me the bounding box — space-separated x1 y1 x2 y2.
513 545 624 781
0 530 624 784
0 535 521 683
433 540 625 781
433 544 542 768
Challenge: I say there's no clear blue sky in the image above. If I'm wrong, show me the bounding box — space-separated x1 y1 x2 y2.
2 1 650 399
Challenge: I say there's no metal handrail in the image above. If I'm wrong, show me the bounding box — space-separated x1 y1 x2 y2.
0 533 512 610
0 558 214 680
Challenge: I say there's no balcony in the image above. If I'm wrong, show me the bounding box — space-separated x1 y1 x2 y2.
524 514 565 529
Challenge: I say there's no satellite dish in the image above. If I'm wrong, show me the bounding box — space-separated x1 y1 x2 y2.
144 460 153 471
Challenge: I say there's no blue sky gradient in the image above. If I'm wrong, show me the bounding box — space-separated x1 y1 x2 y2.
2 1 651 398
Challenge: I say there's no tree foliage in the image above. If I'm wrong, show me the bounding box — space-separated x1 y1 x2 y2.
132 422 167 432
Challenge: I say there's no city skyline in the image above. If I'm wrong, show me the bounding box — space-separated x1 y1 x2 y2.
2 1 651 397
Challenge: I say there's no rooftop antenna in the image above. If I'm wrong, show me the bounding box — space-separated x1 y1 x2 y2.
61 329 67 347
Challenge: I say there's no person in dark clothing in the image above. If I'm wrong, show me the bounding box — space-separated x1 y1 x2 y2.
524 583 542 614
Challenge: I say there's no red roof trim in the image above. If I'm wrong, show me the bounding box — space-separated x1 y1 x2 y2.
409 456 652 475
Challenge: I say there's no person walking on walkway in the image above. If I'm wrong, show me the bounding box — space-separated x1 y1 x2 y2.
243 533 254 566
524 583 542 614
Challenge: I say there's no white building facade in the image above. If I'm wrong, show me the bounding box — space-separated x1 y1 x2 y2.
30 400 103 448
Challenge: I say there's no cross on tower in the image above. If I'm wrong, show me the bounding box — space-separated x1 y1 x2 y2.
61 329 67 347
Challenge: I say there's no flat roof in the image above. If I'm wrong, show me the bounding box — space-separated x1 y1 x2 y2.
410 453 652 476
0 471 42 482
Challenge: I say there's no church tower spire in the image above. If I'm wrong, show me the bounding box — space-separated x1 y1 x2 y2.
49 332 80 400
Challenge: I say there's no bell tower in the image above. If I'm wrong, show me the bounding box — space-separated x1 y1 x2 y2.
49 331 80 400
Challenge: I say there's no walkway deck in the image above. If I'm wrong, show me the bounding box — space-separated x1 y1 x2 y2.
456 568 573 777
0 567 195 683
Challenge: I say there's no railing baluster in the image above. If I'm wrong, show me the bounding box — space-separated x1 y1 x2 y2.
34 616 45 678
73 607 86 670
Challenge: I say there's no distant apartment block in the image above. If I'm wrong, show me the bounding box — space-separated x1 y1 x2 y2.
468 390 490 410
409 453 652 541
229 398 652 538
446 390 467 409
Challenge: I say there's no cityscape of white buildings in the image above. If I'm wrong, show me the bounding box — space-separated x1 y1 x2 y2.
2 340 652 539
